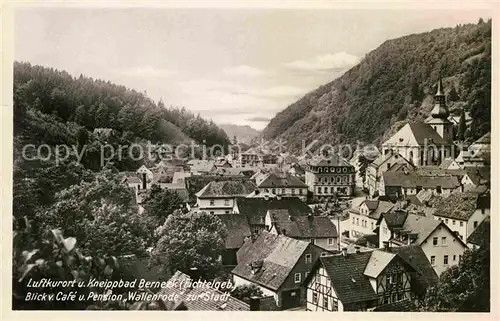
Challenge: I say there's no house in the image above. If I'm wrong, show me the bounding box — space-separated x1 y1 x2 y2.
432 190 490 242
265 210 338 251
172 171 191 185
232 231 324 310
237 148 279 168
217 214 252 267
158 271 250 311
365 151 413 197
305 247 423 311
461 167 490 191
467 216 490 250
232 197 312 236
188 160 217 175
288 163 306 178
195 180 257 214
255 172 308 202
214 158 232 169
439 157 461 170
377 211 467 276
455 133 490 168
350 200 395 239
304 155 356 201
380 171 461 200
136 165 154 184
448 110 472 126
121 175 143 192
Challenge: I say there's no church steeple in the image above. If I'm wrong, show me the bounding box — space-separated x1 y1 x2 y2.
430 77 449 119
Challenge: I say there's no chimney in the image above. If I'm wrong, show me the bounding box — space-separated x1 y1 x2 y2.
341 247 347 257
249 297 260 311
142 173 147 190
355 246 361 254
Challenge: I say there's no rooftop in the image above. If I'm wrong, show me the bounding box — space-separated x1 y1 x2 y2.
195 180 257 198
235 197 311 226
269 210 338 239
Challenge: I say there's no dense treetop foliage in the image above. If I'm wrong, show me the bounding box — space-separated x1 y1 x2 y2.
262 20 491 152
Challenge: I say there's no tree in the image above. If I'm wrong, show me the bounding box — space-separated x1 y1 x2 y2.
448 86 460 102
423 227 490 312
458 108 466 141
143 185 186 225
231 284 264 303
358 155 372 183
152 210 228 280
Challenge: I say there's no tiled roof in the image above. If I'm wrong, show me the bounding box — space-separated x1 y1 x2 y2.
372 299 418 312
256 172 307 188
158 271 249 311
382 171 461 189
433 192 480 220
363 251 397 278
217 214 252 249
463 167 490 185
235 197 312 226
439 158 456 169
195 180 257 198
380 210 408 228
467 216 490 246
408 122 452 145
307 155 351 167
189 160 216 173
319 252 378 304
269 210 338 238
402 214 441 245
123 176 142 184
362 200 379 211
389 245 438 296
232 231 311 291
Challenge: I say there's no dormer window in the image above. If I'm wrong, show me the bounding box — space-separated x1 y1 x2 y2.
325 167 329 173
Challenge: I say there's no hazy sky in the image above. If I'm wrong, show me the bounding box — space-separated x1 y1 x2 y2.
14 7 490 130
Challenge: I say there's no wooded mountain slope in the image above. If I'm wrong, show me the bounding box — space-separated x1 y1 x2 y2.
262 20 491 153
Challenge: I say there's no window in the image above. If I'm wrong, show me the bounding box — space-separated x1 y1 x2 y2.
325 167 329 173
224 199 230 206
328 238 334 245
387 163 391 170
453 255 456 261
431 256 436 266
305 271 309 278
225 210 230 214
305 254 312 264
433 237 438 246
343 167 347 173
312 292 318 304
323 297 328 309
310 238 315 244
210 200 215 206
371 222 374 230
460 221 463 227
332 299 338 311
298 189 303 195
330 187 334 193
272 189 276 194
436 186 442 194
445 219 449 224
481 208 485 214
444 255 449 265
317 187 321 194
337 168 341 173
356 218 359 225
321 252 327 257
474 221 478 228
442 237 447 246
452 220 456 225
459 255 462 262
281 189 285 194
265 189 269 193
383 227 388 235
294 273 301 283
337 177 341 183
210 211 214 214
291 189 295 195
352 217 355 224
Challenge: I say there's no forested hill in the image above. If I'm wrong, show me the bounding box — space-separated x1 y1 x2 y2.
13 62 231 151
261 19 491 152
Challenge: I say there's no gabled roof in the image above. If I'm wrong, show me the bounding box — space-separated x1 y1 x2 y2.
232 231 312 291
439 158 457 169
307 155 351 167
318 252 378 304
235 197 311 226
269 210 338 238
195 180 257 198
402 214 441 245
122 176 142 184
256 172 307 188
408 122 452 145
218 214 252 249
363 251 397 278
382 171 461 189
389 245 438 295
463 167 490 186
378 210 408 228
361 200 395 220
433 192 482 221
467 216 490 246
158 271 249 311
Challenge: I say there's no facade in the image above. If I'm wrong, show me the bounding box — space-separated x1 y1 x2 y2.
265 210 338 251
188 160 217 175
305 249 420 311
195 180 257 214
238 149 279 168
232 231 324 310
365 151 413 197
377 211 467 276
350 200 395 239
255 172 308 202
305 156 356 200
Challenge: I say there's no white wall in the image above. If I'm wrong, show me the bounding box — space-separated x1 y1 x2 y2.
378 219 391 248
197 198 235 214
306 267 344 312
466 208 489 239
434 216 467 241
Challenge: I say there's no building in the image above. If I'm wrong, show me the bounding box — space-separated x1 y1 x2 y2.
188 160 217 175
432 190 490 242
157 271 250 311
380 171 461 200
217 214 252 267
467 216 490 250
350 200 395 239
255 172 308 202
365 151 414 197
237 148 279 168
439 157 461 170
265 210 338 251
461 167 490 191
304 247 426 311
305 156 356 200
377 211 467 276
232 231 324 310
232 197 312 236
425 79 454 142
195 180 257 214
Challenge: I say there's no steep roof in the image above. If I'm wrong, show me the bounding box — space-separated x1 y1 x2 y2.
195 180 257 198
389 245 438 295
256 172 307 188
433 192 480 220
269 210 338 238
319 252 378 304
232 231 311 291
408 122 452 145
217 214 252 249
362 200 380 211
235 197 311 226
363 251 397 278
402 214 442 245
361 200 395 220
380 210 408 228
158 271 249 311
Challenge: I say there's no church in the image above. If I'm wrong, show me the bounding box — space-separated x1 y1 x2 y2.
381 79 455 167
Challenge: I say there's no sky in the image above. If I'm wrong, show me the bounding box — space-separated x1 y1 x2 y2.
14 6 491 130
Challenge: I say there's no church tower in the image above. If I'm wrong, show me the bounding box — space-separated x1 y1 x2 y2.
426 78 453 141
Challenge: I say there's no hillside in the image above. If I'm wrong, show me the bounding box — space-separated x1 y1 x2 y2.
262 20 491 153
219 124 261 143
